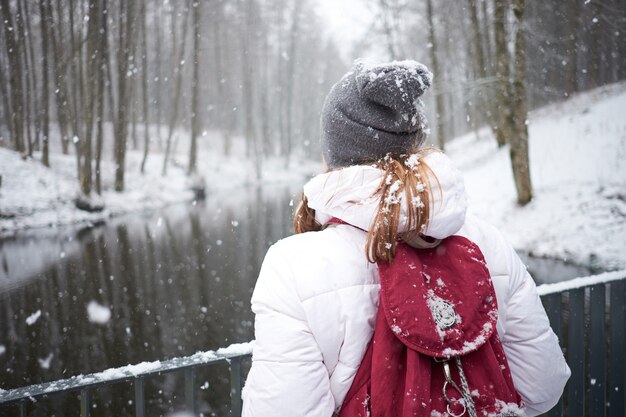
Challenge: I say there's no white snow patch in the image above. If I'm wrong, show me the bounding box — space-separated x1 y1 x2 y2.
537 269 626 295
0 345 5 355
87 301 111 324
38 353 54 369
125 361 162 376
216 341 255 356
493 400 526 416
445 82 626 271
25 310 42 326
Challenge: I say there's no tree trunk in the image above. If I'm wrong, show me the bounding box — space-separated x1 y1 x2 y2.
68 0 83 184
378 0 399 60
493 0 510 147
39 0 50 167
426 0 445 150
260 19 272 158
284 0 302 165
0 42 12 147
468 0 497 132
16 0 33 156
213 0 232 157
188 0 200 175
22 0 41 151
48 0 72 155
95 0 108 194
242 0 261 178
587 0 602 89
510 0 532 205
566 0 580 95
80 0 102 197
162 1 191 176
68 0 82 150
154 3 163 150
0 0 25 153
140 0 150 174
114 0 136 191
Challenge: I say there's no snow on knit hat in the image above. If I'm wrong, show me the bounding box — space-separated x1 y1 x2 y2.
321 59 433 168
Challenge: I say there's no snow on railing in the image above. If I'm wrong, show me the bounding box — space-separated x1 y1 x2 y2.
536 269 626 296
537 269 626 417
0 341 254 417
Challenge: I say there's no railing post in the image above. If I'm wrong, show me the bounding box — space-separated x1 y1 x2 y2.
608 281 625 417
135 377 146 417
543 292 562 338
19 402 26 417
230 357 242 417
589 284 606 416
80 388 91 417
543 292 563 417
567 288 585 417
185 368 196 414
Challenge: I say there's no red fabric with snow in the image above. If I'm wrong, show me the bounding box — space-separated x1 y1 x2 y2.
338 236 523 417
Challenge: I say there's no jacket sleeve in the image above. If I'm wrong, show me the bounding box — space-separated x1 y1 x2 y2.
242 243 335 417
496 232 571 416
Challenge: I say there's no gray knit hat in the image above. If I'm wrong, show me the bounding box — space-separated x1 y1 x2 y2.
321 59 433 168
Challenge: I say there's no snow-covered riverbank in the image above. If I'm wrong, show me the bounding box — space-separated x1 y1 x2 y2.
1 82 625 269
448 82 626 270
0 133 320 237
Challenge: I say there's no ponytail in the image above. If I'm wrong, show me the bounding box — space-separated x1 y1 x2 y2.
294 148 439 263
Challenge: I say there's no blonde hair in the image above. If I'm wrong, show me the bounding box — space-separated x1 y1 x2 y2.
294 148 439 263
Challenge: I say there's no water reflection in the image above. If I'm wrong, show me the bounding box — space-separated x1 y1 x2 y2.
0 184 297 416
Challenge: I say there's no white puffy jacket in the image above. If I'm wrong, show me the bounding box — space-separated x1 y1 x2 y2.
242 152 570 417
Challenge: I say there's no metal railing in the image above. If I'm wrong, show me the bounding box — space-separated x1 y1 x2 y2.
2 270 626 417
0 341 253 417
537 269 626 417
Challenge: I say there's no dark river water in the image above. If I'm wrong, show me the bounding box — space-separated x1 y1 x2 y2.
0 184 601 416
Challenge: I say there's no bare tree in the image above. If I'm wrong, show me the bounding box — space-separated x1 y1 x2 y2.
241 0 261 178
212 0 233 157
0 33 11 145
16 0 33 156
378 0 400 59
283 0 303 165
162 1 191 176
39 0 50 167
509 0 532 205
493 0 509 147
78 0 102 199
48 0 73 155
140 0 150 174
426 0 446 150
566 0 580 95
113 0 136 191
94 0 108 194
0 0 25 153
468 0 498 134
188 0 201 175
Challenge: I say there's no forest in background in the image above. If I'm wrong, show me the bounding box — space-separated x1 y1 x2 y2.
0 0 625 208
0 0 345 203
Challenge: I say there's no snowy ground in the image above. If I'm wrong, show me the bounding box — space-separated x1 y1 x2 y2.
446 82 626 270
0 128 320 237
1 82 625 270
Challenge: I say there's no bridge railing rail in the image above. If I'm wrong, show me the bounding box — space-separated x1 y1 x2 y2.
0 341 253 417
2 269 626 417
